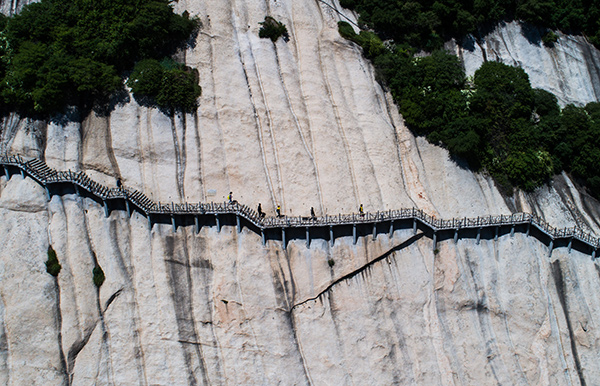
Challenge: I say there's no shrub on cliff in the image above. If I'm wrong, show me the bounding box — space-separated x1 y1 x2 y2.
45 246 61 277
259 16 289 42
127 58 201 113
337 22 383 59
0 0 199 117
93 266 105 288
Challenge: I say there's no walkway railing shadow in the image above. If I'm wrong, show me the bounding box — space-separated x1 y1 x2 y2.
1 153 599 257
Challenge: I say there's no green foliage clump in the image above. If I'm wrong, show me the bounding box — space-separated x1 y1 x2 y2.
259 16 289 42
93 266 105 288
338 22 384 59
0 0 199 117
542 31 559 46
337 2 600 197
339 0 600 51
45 246 61 277
385 52 557 192
127 58 201 113
338 21 357 41
550 103 600 194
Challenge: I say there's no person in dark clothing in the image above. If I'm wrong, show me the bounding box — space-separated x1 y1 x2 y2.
277 205 281 217
258 203 265 218
311 207 316 220
116 178 122 188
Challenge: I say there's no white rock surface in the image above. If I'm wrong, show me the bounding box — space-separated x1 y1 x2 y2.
453 21 600 107
1 1 600 385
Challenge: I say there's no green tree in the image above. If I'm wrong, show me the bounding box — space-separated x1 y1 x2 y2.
1 0 199 117
127 58 201 113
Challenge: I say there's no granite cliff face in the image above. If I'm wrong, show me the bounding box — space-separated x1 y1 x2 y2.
1 1 600 385
453 21 600 107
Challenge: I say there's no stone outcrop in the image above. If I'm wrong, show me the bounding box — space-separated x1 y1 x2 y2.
1 1 600 385
452 21 600 107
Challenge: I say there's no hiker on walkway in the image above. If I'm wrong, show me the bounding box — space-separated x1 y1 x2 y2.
228 192 233 203
258 203 265 218
116 178 122 189
359 204 364 216
311 207 316 220
277 205 281 217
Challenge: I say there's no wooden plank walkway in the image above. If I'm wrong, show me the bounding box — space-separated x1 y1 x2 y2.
1 153 599 256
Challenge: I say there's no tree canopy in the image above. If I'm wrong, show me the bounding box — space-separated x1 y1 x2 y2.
340 0 600 50
0 0 200 117
338 18 600 197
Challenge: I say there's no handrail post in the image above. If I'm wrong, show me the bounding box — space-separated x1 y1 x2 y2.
282 228 287 250
195 216 200 234
306 227 310 248
330 226 334 247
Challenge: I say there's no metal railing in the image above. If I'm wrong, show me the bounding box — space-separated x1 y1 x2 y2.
2 153 599 250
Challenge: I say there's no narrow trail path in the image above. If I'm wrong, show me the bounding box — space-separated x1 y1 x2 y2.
2 154 599 256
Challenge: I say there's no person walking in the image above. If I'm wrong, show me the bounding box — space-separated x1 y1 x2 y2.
277 205 281 217
227 192 233 203
359 204 364 215
258 203 265 218
311 207 316 220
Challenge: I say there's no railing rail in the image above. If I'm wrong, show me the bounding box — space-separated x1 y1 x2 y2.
2 153 599 250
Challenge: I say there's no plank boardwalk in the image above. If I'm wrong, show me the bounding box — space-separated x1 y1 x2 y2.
1 153 599 256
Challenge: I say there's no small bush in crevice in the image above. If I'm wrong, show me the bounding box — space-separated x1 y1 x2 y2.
542 31 559 47
338 21 357 40
327 259 335 267
93 266 105 288
337 21 384 59
45 246 61 277
259 16 289 42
